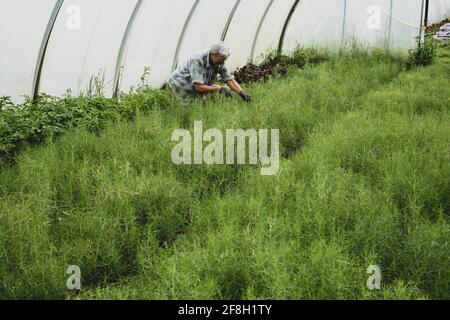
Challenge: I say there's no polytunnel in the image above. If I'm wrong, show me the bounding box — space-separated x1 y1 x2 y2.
1 0 449 102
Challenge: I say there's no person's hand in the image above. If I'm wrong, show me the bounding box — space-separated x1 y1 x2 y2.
239 91 252 103
220 86 233 98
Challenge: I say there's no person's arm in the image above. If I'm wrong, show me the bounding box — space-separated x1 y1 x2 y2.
226 79 243 94
220 65 252 102
194 83 222 93
227 79 252 102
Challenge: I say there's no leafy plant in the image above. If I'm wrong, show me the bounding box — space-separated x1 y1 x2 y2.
406 39 437 69
0 81 170 163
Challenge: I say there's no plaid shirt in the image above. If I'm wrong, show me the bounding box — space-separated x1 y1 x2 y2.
168 50 234 98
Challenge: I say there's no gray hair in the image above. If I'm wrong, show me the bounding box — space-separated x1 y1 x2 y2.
210 41 231 59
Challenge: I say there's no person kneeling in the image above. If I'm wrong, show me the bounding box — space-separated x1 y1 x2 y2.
167 41 252 103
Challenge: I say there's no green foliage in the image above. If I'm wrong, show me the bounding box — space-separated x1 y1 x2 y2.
425 16 450 34
0 88 171 164
406 39 437 69
289 47 307 68
1 45 449 300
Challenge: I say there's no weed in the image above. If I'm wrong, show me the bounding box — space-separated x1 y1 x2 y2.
406 39 437 69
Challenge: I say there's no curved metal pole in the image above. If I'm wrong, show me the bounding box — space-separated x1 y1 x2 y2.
113 0 145 98
341 0 347 47
221 0 241 41
387 0 393 49
171 0 202 72
250 0 275 61
32 0 65 100
277 0 301 55
419 0 425 46
424 0 430 28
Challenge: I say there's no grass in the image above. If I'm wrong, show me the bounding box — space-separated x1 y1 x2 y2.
0 45 449 300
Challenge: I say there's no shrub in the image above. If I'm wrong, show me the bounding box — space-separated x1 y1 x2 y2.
406 39 437 69
0 88 170 164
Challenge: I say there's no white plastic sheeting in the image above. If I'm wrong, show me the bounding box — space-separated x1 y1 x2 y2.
252 0 297 63
429 0 450 24
118 0 198 93
175 0 239 68
0 0 57 102
284 0 450 51
389 0 424 48
223 0 274 71
1 0 450 101
343 0 393 47
39 0 137 97
283 0 346 52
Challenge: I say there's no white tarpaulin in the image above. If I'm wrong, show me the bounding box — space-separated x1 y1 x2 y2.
1 0 449 101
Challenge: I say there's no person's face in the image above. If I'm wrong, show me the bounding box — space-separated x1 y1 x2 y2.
210 53 227 66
